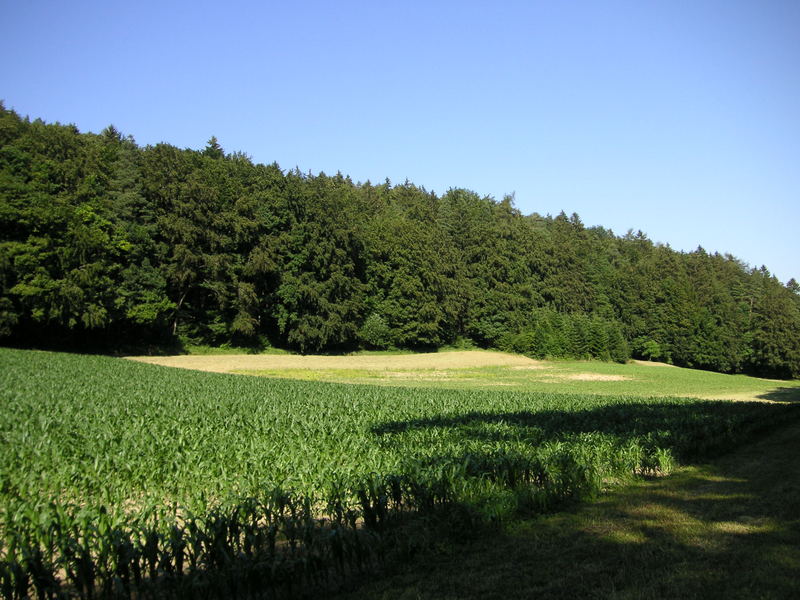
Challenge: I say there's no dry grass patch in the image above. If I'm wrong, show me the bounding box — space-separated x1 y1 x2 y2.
567 373 632 382
631 359 678 368
383 370 453 379
126 350 539 374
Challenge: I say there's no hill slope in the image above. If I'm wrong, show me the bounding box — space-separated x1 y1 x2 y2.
1 105 799 377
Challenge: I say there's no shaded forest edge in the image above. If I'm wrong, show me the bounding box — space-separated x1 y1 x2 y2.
1 104 798 378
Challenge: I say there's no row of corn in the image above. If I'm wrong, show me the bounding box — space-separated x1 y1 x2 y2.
0 436 679 599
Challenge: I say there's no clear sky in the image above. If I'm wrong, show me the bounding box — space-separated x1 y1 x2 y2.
1 0 798 283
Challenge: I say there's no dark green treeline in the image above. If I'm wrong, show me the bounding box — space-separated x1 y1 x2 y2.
1 106 798 378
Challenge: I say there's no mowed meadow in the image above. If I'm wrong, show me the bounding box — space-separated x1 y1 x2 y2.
131 349 800 401
1 347 798 598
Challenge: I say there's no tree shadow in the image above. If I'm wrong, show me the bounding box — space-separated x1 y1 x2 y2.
756 386 800 403
371 400 798 461
338 418 800 599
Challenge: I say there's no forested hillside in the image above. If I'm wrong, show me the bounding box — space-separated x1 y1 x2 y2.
1 105 798 377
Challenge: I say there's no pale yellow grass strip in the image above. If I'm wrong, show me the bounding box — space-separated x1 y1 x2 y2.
125 350 542 374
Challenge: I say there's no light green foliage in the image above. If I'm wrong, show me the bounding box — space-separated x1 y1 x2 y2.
0 348 796 597
358 313 393 349
634 337 664 361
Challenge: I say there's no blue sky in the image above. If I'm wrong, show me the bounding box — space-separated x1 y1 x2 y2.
2 0 798 282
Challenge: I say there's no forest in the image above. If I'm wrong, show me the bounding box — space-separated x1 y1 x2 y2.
1 104 798 378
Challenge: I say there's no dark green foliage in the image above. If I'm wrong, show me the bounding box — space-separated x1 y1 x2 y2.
362 183 461 348
745 267 800 378
498 309 630 362
272 171 366 353
0 105 798 376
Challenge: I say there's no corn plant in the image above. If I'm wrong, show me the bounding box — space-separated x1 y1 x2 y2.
1 347 796 598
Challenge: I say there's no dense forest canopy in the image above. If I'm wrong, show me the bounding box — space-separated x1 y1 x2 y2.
1 105 798 378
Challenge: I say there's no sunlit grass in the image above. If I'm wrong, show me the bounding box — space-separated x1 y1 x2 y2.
237 357 800 401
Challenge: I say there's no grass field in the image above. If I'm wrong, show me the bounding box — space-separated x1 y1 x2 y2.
130 349 800 401
2 347 798 598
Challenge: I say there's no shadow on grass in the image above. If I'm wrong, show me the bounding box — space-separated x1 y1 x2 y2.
757 386 800 403
372 400 799 462
339 418 800 600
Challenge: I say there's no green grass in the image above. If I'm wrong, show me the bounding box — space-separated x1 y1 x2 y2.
236 358 800 401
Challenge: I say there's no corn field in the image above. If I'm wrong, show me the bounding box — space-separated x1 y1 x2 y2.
1 348 795 598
